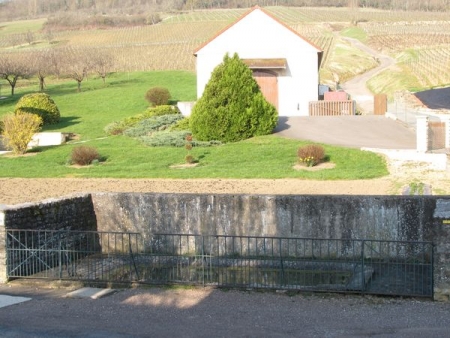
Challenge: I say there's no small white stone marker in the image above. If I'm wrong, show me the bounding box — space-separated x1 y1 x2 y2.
65 287 115 299
0 295 31 309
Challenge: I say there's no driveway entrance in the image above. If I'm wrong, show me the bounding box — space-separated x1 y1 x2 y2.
275 116 416 149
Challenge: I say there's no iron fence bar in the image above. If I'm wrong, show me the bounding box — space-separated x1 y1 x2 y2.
58 232 62 279
361 240 365 294
202 235 204 287
279 239 284 287
431 242 435 300
129 233 139 281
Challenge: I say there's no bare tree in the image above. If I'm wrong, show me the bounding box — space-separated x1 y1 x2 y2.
25 30 35 45
87 48 115 84
0 53 34 96
43 29 55 44
31 49 61 92
60 47 90 92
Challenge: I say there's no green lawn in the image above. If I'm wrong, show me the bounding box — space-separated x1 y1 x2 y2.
0 18 47 37
0 71 388 179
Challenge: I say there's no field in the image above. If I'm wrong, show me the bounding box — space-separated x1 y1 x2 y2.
1 7 449 93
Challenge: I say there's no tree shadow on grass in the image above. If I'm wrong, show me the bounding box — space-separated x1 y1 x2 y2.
42 116 81 131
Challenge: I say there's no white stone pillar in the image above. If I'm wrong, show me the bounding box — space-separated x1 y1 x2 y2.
443 116 450 149
416 116 429 153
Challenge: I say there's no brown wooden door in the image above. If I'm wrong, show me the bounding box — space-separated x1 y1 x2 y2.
374 94 387 115
253 70 278 110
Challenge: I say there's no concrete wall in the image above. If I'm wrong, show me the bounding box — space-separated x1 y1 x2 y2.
92 193 435 240
92 193 450 299
2 192 450 300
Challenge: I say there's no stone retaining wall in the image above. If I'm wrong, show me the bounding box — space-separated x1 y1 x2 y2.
0 194 97 282
2 192 450 300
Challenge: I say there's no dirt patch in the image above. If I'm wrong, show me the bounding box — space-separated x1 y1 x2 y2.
293 162 336 171
0 158 449 205
2 152 38 158
169 163 200 169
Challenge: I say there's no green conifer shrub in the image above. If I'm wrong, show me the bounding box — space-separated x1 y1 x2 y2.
190 53 278 142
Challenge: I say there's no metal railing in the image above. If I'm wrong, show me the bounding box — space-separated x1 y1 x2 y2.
6 230 434 298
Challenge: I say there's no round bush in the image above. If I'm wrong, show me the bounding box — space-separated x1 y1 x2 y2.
14 93 60 125
145 87 171 106
71 145 100 166
297 144 325 167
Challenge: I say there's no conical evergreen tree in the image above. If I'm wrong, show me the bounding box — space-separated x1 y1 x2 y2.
190 53 278 142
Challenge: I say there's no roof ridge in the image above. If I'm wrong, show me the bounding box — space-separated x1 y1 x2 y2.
193 6 322 55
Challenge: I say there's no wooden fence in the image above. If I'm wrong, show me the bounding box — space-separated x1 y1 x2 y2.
309 100 355 116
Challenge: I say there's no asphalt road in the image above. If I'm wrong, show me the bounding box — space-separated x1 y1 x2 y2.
275 116 416 149
0 284 449 338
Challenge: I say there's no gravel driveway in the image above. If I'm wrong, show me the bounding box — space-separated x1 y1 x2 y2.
0 284 449 338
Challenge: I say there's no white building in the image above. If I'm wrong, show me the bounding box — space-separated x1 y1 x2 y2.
194 6 323 117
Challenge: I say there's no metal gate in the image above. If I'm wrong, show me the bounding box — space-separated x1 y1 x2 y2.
6 230 434 298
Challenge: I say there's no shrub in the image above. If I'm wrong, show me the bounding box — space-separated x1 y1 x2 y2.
185 134 194 163
1 112 43 155
190 53 278 143
70 146 100 166
145 87 171 106
104 106 180 136
124 114 183 138
145 105 180 117
139 130 190 147
139 130 221 147
169 117 191 132
14 93 60 125
104 121 126 136
297 144 325 167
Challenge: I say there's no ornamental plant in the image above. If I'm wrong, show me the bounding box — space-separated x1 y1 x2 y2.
190 53 278 142
145 87 171 106
14 93 60 125
185 133 194 164
71 145 101 166
297 144 325 167
1 112 43 155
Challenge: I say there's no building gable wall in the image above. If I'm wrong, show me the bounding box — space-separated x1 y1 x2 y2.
195 8 320 116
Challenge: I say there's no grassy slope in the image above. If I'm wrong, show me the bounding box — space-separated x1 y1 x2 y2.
0 71 388 179
0 71 197 139
0 18 46 37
